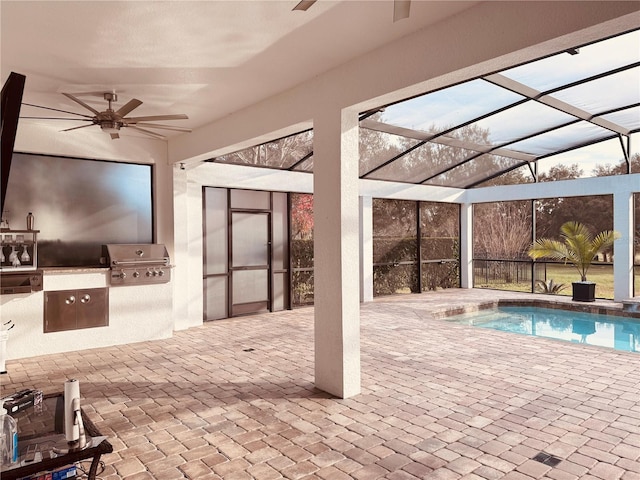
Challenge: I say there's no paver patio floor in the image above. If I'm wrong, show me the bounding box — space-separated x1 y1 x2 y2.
3 289 640 479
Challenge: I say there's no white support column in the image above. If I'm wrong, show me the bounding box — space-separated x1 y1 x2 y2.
173 165 205 331
172 166 190 330
313 106 361 399
460 203 474 289
360 196 374 302
613 190 634 301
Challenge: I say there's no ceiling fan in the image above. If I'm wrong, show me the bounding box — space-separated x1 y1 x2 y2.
293 0 411 22
21 92 191 140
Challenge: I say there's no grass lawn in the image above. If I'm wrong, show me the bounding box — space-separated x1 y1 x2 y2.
475 263 640 300
543 264 614 299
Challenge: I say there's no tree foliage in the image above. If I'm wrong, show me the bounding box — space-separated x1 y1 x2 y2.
474 201 532 260
291 193 313 240
217 131 313 169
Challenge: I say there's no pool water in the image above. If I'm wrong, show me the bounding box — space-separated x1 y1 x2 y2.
447 306 639 353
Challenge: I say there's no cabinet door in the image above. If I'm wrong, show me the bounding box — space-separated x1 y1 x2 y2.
44 288 109 333
76 288 108 329
44 290 78 333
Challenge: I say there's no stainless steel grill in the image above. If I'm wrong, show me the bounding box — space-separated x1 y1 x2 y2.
102 244 171 286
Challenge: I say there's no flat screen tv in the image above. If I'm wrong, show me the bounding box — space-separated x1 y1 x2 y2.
3 153 153 267
1 72 26 214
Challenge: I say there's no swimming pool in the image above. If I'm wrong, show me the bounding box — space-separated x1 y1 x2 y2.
446 306 640 353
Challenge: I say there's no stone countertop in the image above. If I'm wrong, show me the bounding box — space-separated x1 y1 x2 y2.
41 266 109 274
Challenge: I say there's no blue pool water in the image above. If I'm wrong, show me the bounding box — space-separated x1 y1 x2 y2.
447 306 639 353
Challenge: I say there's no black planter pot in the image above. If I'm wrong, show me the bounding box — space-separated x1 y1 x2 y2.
572 282 596 302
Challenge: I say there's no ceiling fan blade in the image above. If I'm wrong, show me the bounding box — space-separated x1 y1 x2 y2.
293 0 317 11
124 114 188 123
393 0 411 22
21 102 94 119
128 125 166 139
134 122 192 132
110 133 120 140
62 93 101 115
20 116 94 122
61 124 95 132
115 99 143 117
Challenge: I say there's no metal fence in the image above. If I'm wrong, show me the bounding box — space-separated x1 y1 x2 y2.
472 258 622 299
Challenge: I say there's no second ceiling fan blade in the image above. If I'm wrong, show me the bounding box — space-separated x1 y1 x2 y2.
293 0 317 11
61 124 95 132
128 125 166 139
20 117 94 121
116 99 143 117
135 123 192 132
393 0 411 22
62 93 101 115
125 114 188 123
22 102 94 118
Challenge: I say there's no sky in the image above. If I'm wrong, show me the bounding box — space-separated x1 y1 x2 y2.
378 29 639 178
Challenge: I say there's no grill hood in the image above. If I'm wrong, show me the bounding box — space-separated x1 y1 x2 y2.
102 244 171 286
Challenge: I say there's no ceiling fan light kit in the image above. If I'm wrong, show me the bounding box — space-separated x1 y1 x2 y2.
23 91 191 140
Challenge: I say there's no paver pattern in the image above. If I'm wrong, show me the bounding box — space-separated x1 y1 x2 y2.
3 289 640 479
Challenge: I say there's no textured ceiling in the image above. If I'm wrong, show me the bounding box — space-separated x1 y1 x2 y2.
1 1 477 139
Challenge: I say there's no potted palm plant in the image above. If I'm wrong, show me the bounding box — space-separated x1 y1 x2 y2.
528 221 620 302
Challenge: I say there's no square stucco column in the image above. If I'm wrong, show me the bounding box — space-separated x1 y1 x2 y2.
313 107 361 399
613 190 634 301
360 196 373 302
460 203 473 289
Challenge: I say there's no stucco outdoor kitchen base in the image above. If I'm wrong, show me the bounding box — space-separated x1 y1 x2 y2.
0 268 173 360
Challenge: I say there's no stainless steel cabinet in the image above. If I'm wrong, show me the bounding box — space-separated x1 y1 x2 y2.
44 288 109 333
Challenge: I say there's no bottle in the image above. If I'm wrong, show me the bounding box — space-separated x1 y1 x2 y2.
0 407 18 466
26 212 34 231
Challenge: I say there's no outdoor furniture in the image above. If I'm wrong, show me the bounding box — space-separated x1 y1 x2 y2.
0 391 112 480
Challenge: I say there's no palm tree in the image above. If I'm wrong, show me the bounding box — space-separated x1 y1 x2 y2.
528 221 620 282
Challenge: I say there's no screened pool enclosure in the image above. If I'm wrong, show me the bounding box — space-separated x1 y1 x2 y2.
202 29 640 317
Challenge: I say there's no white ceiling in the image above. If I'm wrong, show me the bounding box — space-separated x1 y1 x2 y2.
1 0 478 140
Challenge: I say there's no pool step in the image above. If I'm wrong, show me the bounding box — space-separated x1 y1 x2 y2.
622 299 640 313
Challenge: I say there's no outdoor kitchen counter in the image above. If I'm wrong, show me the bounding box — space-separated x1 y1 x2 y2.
41 267 109 273
1 268 174 362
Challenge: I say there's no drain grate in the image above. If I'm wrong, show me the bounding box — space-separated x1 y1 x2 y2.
532 452 562 467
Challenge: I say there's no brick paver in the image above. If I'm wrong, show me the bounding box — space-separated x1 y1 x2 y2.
3 289 639 479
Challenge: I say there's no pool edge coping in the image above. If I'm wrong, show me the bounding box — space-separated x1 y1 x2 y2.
434 298 640 321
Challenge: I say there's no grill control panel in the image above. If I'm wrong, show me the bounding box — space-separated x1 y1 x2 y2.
109 267 171 286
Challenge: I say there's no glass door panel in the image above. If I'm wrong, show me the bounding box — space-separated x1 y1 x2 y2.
231 212 270 316
232 213 269 267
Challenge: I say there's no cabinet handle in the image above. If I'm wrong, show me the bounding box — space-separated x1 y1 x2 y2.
80 294 91 304
65 296 76 305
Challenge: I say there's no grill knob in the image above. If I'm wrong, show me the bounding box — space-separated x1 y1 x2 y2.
152 270 159 277
158 270 165 277
133 271 140 278
119 271 127 279
146 271 152 277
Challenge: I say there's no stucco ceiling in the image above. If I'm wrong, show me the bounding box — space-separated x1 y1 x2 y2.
1 0 478 140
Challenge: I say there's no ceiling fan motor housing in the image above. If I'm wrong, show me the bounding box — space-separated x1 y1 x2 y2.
100 120 121 133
